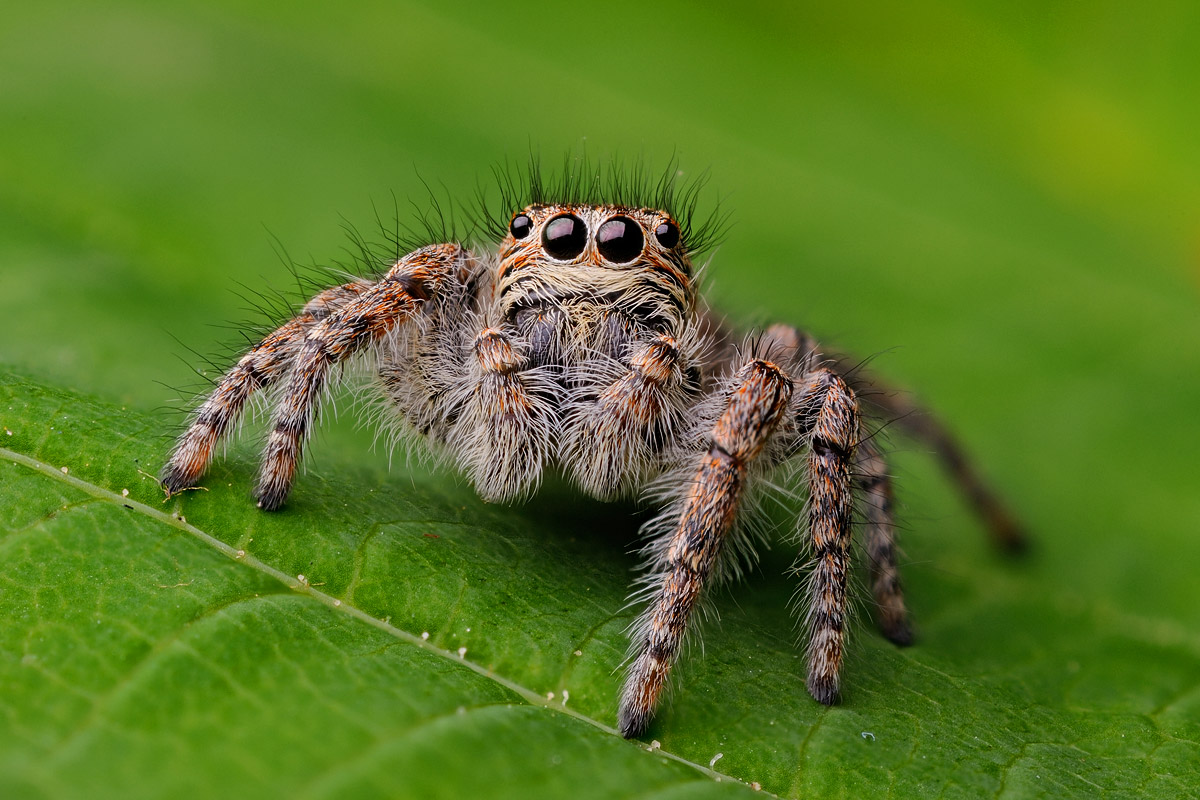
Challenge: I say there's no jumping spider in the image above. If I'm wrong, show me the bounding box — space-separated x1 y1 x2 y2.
162 167 1025 738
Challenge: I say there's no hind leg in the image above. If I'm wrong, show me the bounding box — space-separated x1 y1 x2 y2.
828 352 1028 553
856 438 913 645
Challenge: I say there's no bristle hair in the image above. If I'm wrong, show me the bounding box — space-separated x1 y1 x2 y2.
485 152 726 258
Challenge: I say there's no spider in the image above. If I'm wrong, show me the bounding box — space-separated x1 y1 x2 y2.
161 164 1025 739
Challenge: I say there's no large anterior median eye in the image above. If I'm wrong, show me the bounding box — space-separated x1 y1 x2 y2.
596 216 645 264
542 214 587 260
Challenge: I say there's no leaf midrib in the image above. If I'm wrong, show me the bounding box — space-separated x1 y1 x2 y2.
0 445 760 795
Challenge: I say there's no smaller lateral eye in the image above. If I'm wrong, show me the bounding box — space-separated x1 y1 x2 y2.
510 214 532 240
654 220 680 249
596 216 645 264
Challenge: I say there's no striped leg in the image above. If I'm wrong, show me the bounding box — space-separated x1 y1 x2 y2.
619 359 792 738
763 324 912 647
254 244 463 510
856 438 912 645
161 280 372 494
795 367 861 704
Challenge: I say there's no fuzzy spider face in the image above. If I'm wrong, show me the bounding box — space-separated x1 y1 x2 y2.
496 204 697 353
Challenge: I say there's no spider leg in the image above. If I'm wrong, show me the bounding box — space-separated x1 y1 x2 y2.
254 244 464 510
793 366 860 704
741 321 1026 553
830 354 1028 553
762 322 913 646
882 395 1027 552
619 359 792 738
566 334 685 498
161 280 373 494
856 437 912 645
761 322 817 370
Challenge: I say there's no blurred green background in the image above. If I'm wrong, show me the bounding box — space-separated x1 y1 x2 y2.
2 1 1199 797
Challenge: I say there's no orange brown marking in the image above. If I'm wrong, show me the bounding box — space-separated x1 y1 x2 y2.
161 283 371 494
254 245 461 510
619 360 790 738
795 368 860 704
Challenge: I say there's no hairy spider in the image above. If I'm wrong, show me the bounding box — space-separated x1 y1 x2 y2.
162 164 1025 738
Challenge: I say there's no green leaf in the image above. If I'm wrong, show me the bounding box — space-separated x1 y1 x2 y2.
2 358 1197 799
1 374 756 799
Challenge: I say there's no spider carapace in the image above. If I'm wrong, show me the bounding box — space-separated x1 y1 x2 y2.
163 179 1025 738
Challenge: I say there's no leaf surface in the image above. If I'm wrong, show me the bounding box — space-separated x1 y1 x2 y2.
2 363 1197 799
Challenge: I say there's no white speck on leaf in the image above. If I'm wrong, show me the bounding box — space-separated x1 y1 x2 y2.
60 466 68 474
121 488 129 497
457 647 467 659
862 731 876 741
421 631 429 641
709 753 723 768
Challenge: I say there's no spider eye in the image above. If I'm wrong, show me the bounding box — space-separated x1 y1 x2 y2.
596 216 645 264
654 220 680 249
542 214 587 260
510 214 532 240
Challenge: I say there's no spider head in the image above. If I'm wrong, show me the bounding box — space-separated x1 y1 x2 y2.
496 203 696 342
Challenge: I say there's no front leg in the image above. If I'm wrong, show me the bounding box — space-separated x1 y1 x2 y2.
619 359 792 738
255 244 464 510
